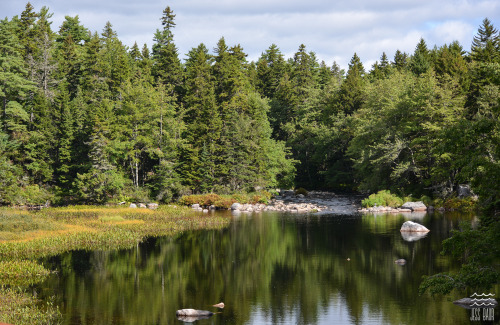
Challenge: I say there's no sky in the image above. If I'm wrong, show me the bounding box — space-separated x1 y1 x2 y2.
2 0 499 69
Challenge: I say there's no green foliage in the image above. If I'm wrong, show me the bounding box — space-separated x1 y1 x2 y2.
361 190 403 208
420 219 500 295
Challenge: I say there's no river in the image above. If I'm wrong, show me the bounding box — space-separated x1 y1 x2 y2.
37 201 494 324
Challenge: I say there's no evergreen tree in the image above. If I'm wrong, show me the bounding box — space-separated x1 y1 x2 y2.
152 6 183 95
410 38 431 75
470 18 500 63
338 53 365 114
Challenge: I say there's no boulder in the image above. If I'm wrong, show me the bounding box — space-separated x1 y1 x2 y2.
138 203 147 208
457 184 473 198
401 201 427 211
147 203 159 210
129 203 137 208
231 203 241 210
400 221 430 232
191 204 200 209
401 231 428 242
394 259 406 265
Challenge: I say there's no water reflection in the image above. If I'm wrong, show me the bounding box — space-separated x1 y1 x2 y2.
39 211 479 324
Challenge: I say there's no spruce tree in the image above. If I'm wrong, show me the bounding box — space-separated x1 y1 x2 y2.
470 18 500 63
152 6 183 95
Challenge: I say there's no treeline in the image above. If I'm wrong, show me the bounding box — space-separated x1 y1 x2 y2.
0 3 499 208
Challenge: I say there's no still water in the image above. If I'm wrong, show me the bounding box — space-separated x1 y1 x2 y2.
39 210 489 324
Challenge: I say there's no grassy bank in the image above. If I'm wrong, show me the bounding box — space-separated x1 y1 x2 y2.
0 205 230 325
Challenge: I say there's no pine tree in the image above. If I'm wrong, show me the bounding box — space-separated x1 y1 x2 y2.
152 6 183 95
392 50 408 70
56 15 89 45
410 38 431 75
470 18 500 63
0 18 36 132
338 53 365 114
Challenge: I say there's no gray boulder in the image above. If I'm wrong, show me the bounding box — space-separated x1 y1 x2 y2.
400 221 430 232
138 203 147 208
401 201 427 211
231 203 241 210
191 204 200 209
129 203 137 208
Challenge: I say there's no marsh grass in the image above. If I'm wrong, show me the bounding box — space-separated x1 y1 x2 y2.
0 287 61 325
0 205 230 323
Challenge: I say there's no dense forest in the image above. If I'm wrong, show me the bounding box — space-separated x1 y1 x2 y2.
0 3 499 208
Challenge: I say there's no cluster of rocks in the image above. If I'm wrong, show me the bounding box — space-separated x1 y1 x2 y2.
232 201 323 213
358 201 428 213
188 190 359 214
128 202 159 210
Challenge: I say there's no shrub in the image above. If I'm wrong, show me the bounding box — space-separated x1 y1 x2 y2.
362 190 403 207
294 188 308 196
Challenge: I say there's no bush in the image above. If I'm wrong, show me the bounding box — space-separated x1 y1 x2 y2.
443 197 477 211
362 190 403 207
294 188 308 196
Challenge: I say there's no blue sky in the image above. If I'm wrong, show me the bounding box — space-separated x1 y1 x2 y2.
2 0 499 69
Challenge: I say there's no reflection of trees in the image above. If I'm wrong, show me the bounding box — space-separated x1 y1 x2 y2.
40 212 473 324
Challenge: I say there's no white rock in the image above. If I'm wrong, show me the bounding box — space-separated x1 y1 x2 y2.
400 221 430 232
129 203 137 208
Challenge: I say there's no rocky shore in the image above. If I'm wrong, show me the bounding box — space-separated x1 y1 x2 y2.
190 191 361 215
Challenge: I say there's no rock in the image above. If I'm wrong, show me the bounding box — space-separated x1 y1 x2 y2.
176 309 214 317
457 184 473 198
297 194 305 198
401 201 427 211
453 297 498 309
401 231 428 242
118 201 126 205
397 208 412 213
191 204 200 209
394 259 406 265
147 203 159 210
129 203 137 208
138 203 147 208
231 203 241 210
202 209 209 213
213 302 225 308
400 221 430 232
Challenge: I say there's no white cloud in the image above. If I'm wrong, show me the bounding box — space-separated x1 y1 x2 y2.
3 0 500 69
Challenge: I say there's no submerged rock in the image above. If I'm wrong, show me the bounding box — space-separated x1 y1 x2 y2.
176 309 214 317
394 259 406 265
400 221 430 232
213 302 225 308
